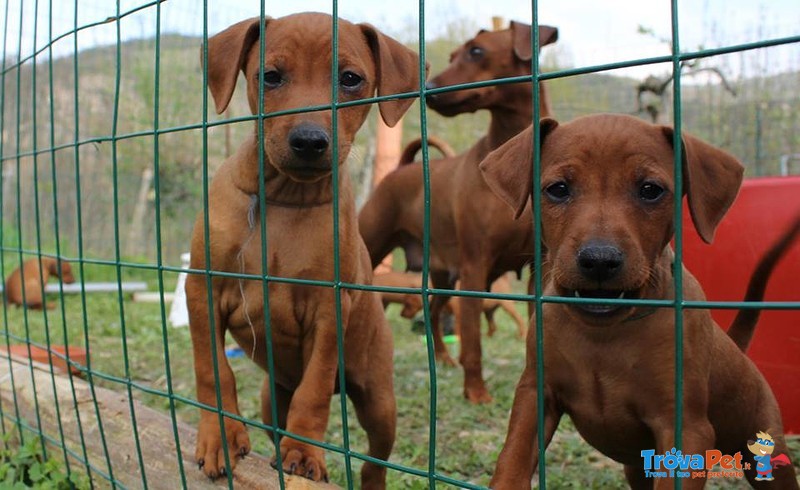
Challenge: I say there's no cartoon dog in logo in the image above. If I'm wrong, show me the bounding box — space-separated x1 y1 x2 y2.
748 431 792 481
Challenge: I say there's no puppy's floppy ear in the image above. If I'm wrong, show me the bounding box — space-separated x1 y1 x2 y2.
511 22 559 62
539 25 559 48
56 260 76 283
480 118 559 219
203 17 265 114
662 127 744 243
360 24 424 127
44 258 59 275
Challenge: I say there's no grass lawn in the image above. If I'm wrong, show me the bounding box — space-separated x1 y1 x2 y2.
1 268 798 488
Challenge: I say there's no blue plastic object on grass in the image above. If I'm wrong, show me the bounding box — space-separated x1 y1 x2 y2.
225 346 244 358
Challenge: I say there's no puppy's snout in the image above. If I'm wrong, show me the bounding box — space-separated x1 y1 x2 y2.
425 80 439 100
288 123 330 161
577 242 624 282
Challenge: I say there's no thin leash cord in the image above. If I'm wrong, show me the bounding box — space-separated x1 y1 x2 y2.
236 194 259 360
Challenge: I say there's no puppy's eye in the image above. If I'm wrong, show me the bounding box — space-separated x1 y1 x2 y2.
340 71 363 89
263 70 283 88
639 182 665 202
468 46 484 60
544 182 570 203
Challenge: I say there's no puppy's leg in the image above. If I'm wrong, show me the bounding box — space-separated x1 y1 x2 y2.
187 276 251 479
429 270 456 366
278 293 349 482
260 376 292 444
491 363 561 489
764 439 798 488
624 464 654 490
501 301 528 339
26 301 46 310
484 307 498 337
350 321 396 489
458 263 491 403
650 418 715 490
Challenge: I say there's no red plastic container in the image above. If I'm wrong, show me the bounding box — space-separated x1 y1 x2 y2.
682 176 800 434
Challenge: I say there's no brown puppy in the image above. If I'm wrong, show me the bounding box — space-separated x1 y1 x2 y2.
373 271 527 338
5 257 75 310
186 13 420 486
359 22 558 403
480 114 800 488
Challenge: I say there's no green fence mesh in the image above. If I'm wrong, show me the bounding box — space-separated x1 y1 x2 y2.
0 0 798 488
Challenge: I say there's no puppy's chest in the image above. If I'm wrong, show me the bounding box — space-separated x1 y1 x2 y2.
232 210 341 279
220 210 357 332
548 336 674 464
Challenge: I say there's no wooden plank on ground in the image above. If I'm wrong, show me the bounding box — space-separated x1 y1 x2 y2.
0 353 336 489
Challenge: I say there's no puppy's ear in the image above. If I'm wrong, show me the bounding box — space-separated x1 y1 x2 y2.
480 118 559 219
58 261 76 284
203 17 264 114
539 25 559 49
360 24 423 127
511 22 559 62
44 258 59 275
662 127 744 243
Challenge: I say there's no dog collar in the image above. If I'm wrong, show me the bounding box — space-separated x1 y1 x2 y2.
625 307 658 323
254 194 333 209
262 197 333 208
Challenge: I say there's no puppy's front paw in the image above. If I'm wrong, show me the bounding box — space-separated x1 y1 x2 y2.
464 383 493 404
278 439 328 482
195 416 251 479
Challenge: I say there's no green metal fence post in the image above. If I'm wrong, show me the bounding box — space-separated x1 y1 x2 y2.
669 3 686 489
0 0 24 448
70 0 118 484
151 0 189 486
199 1 236 487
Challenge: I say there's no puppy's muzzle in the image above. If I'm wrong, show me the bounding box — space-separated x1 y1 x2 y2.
563 241 634 317
424 80 439 102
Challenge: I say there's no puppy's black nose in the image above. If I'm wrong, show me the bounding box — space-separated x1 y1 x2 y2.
288 123 329 160
577 242 624 282
425 80 438 99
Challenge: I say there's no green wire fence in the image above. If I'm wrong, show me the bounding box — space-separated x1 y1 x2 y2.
0 0 798 488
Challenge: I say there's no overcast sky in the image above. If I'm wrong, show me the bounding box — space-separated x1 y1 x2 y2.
3 0 799 79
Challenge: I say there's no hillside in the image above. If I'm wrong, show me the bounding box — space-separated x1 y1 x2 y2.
1 34 798 261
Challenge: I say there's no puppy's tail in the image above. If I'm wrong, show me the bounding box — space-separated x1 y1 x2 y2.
398 135 456 166
727 213 800 351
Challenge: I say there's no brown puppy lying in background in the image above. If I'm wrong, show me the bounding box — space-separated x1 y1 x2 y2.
186 13 420 486
5 257 75 309
373 271 527 338
480 114 800 488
